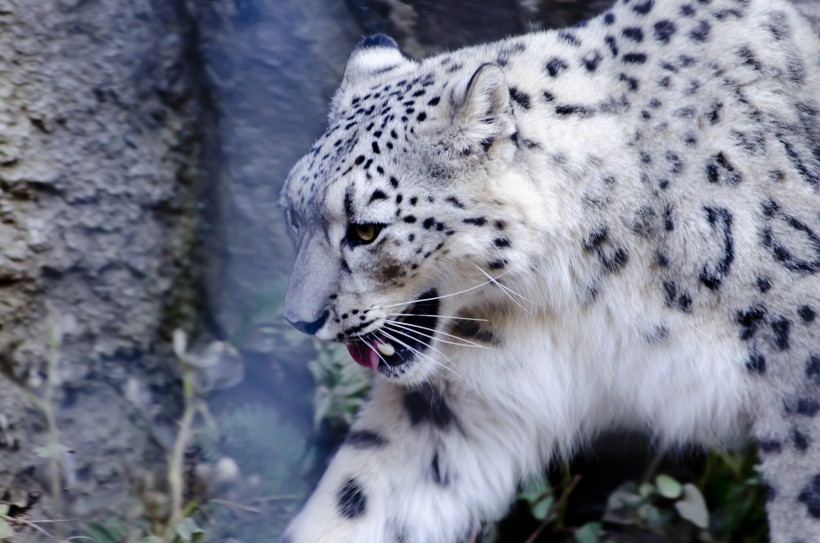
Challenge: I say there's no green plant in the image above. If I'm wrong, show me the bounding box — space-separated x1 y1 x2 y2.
0 309 76 542
494 446 766 543
84 519 130 543
604 476 707 532
307 342 370 428
0 509 12 541
512 464 590 543
84 329 215 543
601 448 766 542
699 447 767 541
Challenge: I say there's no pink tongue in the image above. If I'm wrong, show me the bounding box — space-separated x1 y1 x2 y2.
347 343 380 370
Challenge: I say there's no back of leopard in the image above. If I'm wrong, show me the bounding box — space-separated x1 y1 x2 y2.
279 0 820 541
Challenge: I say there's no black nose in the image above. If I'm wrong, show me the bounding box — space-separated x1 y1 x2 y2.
287 309 330 336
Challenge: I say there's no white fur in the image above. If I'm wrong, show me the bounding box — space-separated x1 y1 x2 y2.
280 0 820 540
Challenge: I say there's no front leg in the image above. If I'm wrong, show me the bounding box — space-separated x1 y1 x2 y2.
282 379 526 543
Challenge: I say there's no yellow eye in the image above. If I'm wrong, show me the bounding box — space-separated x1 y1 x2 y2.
355 224 376 241
347 223 382 245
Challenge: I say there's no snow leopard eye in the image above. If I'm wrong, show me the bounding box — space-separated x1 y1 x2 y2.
346 223 384 245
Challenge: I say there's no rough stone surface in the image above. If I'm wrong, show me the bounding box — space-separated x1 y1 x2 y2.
0 0 201 526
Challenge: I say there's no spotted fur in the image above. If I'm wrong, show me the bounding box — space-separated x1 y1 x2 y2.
280 1 820 541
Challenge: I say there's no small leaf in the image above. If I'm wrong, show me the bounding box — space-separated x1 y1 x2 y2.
33 446 49 458
85 520 130 543
675 483 710 529
638 482 655 498
175 517 203 542
172 329 188 360
607 483 642 509
531 495 554 520
574 522 601 543
603 482 642 526
602 505 637 526
638 503 667 529
520 476 550 504
33 443 70 460
0 518 13 539
656 474 683 499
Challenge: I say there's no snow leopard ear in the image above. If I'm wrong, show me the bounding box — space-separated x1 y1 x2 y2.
455 63 514 152
340 34 412 84
330 34 414 117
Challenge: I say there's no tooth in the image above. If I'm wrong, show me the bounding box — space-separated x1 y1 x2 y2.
376 342 395 357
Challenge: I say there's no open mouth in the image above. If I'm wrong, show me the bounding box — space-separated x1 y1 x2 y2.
347 289 439 371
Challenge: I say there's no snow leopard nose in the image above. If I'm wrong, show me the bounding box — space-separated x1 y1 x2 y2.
284 232 339 339
286 309 330 336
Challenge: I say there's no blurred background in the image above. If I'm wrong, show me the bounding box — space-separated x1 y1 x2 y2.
2 0 816 541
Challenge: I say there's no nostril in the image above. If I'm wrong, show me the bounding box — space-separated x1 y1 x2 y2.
288 310 330 336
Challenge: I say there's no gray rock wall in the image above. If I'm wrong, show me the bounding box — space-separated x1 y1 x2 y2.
0 0 201 524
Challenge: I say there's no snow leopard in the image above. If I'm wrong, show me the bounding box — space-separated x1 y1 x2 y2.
278 0 820 540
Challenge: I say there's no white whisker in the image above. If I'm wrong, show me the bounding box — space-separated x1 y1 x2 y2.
480 260 530 304
379 271 513 310
474 265 531 314
384 319 492 350
379 329 462 379
384 323 487 351
387 313 488 322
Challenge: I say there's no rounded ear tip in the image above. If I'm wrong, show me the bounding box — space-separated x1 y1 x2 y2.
357 33 399 51
465 63 506 94
473 63 504 78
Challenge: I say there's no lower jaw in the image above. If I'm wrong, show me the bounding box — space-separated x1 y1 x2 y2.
376 356 416 377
